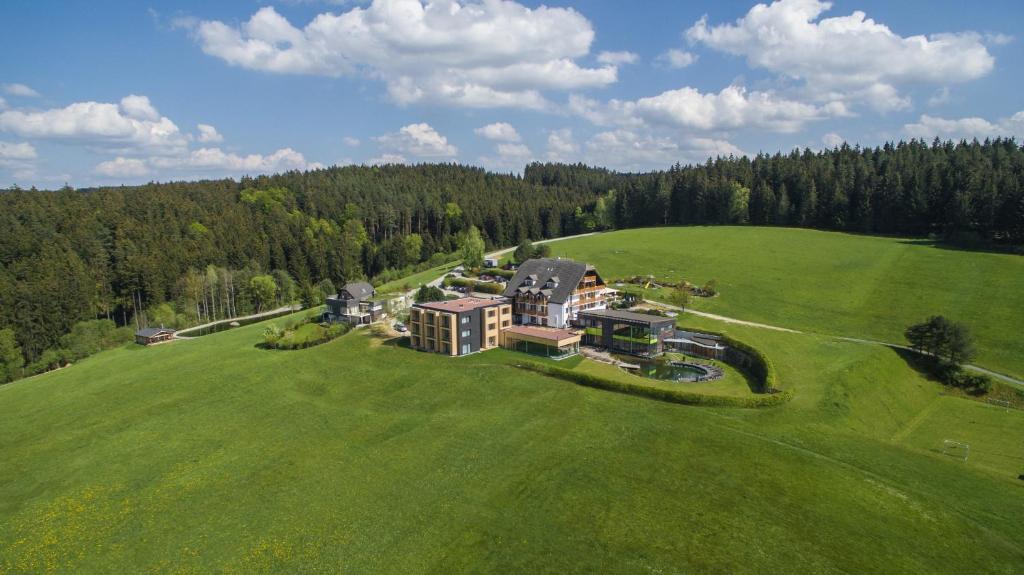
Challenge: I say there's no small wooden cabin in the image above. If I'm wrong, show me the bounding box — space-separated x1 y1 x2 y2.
135 327 176 345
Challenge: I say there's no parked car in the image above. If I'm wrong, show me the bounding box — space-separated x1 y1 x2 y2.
394 322 408 333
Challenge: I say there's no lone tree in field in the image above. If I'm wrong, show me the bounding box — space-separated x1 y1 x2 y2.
904 315 976 366
513 239 534 263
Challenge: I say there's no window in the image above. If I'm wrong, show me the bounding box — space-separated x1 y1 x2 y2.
501 320 510 328
488 336 496 346
487 309 496 318
488 323 496 331
461 329 471 338
461 343 471 355
461 316 470 325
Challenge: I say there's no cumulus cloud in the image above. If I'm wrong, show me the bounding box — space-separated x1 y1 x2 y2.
375 122 457 158
596 51 638 66
189 2 619 109
0 141 37 162
474 122 521 142
0 96 6 110
343 136 361 147
546 128 578 162
3 83 40 98
657 49 697 69
95 147 321 181
196 123 223 143
583 129 744 172
366 153 407 165
821 132 844 148
0 95 187 154
570 85 832 133
904 111 1024 141
687 0 995 111
479 141 533 172
95 157 150 177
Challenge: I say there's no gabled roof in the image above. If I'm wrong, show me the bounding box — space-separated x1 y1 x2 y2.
338 281 374 302
503 258 594 304
136 327 175 337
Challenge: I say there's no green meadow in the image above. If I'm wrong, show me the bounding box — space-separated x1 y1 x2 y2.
546 226 1024 379
1 306 1022 573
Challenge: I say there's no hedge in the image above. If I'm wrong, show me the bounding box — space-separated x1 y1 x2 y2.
672 326 781 394
443 276 505 294
515 361 792 408
266 323 350 350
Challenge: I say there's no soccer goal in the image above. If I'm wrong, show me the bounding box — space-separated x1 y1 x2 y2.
986 398 1011 411
942 439 970 462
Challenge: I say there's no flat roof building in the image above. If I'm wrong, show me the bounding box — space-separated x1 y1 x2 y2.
409 297 512 356
576 309 676 356
500 324 581 360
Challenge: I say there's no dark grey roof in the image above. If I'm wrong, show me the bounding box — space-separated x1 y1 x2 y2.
136 327 175 337
338 281 374 301
576 308 676 326
503 258 592 304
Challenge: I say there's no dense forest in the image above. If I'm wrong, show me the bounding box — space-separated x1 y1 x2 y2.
1 138 1023 381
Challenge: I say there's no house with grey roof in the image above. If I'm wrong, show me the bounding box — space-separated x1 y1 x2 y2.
325 281 384 325
503 258 608 328
135 326 176 345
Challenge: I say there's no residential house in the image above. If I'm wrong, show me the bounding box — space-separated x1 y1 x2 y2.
325 281 384 325
503 258 608 328
409 297 512 356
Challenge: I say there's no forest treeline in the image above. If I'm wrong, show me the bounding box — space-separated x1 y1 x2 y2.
1 138 1023 381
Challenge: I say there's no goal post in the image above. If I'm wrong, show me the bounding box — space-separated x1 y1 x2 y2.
942 439 970 462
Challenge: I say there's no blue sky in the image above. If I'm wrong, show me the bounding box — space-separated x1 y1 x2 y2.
1 0 1021 187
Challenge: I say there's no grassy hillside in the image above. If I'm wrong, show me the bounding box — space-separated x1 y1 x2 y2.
1 312 1022 573
546 226 1024 378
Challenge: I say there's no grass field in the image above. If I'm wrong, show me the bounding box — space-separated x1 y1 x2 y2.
545 226 1024 379
1 309 1022 573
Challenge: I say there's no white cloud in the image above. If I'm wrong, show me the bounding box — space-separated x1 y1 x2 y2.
546 128 578 162
597 51 638 66
343 136 361 147
479 141 533 172
903 111 1024 141
0 141 37 161
0 96 7 110
474 122 521 142
366 153 407 165
375 123 457 158
821 132 844 147
985 32 1014 46
583 129 744 171
94 146 321 181
658 49 697 69
95 157 150 177
190 2 619 109
150 147 315 172
196 123 224 143
571 85 832 133
0 95 187 154
687 0 995 111
3 83 40 98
